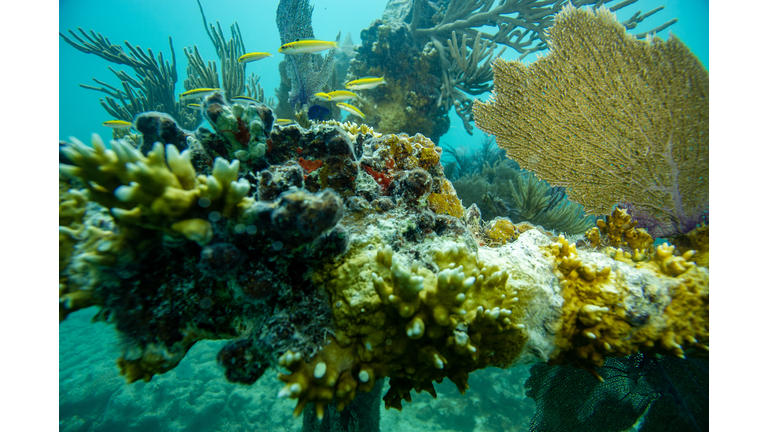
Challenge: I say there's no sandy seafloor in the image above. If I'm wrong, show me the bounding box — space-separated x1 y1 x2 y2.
60 308 535 432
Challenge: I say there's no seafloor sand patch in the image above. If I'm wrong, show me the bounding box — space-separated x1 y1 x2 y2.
60 308 534 432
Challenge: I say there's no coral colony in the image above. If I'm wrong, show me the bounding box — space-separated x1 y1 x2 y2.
60 1 707 430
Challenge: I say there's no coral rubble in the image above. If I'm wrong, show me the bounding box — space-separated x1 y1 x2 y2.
60 92 708 419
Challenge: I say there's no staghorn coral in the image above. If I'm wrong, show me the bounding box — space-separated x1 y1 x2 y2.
59 104 708 425
474 6 708 238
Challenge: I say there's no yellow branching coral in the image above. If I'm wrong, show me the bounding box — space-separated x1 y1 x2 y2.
584 207 653 254
59 134 251 245
287 241 528 417
473 5 708 236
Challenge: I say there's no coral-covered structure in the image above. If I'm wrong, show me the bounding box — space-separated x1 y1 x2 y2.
60 89 708 422
346 20 448 140
348 0 677 139
474 6 709 238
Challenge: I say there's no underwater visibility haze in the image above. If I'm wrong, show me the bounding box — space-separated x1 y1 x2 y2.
59 1 709 431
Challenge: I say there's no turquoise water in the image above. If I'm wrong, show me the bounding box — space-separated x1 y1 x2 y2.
58 0 708 151
59 1 709 431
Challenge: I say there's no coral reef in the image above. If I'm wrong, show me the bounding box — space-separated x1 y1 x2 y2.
60 92 708 422
60 0 270 131
347 0 677 137
452 159 596 235
346 20 447 140
474 6 708 238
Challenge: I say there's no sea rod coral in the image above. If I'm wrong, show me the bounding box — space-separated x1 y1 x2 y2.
474 5 708 238
59 93 708 424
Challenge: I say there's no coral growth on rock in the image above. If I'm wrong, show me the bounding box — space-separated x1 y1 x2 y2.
59 92 708 420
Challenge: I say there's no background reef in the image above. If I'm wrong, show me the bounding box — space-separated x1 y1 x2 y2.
59 0 707 152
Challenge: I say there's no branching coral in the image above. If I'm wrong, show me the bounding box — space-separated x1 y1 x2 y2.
59 134 251 244
59 28 198 128
474 6 708 238
60 0 267 130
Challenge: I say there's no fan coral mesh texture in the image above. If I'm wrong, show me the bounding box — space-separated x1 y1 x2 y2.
474 6 708 237
525 352 708 432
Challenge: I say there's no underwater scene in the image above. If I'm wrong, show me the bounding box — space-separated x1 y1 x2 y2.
59 0 709 431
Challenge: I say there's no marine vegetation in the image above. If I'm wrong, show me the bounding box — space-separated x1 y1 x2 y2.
347 0 677 141
59 0 272 131
474 5 708 239
443 135 595 235
453 160 597 235
441 134 507 180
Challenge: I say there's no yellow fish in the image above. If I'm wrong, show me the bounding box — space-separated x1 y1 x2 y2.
278 39 339 55
179 88 222 101
187 103 203 111
231 96 260 105
337 103 365 119
103 120 133 129
324 90 358 101
314 92 331 101
274 119 295 126
238 52 273 63
345 76 387 90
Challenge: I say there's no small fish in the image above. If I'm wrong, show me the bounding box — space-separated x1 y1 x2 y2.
179 88 222 101
274 119 295 126
324 90 358 101
231 96 260 105
238 52 273 63
307 105 331 121
337 102 365 119
278 39 339 55
345 76 387 90
103 120 133 129
314 92 331 101
187 103 203 111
